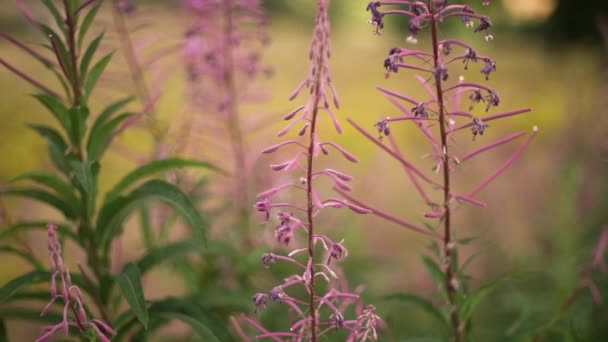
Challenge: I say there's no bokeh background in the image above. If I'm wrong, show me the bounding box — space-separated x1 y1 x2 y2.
1 0 608 340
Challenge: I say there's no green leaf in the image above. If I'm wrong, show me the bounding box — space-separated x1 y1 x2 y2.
10 170 79 210
0 308 63 325
41 0 67 37
86 113 133 161
0 221 78 244
78 2 102 49
0 271 50 304
138 204 154 248
41 24 75 83
0 187 76 219
79 32 104 84
156 312 221 342
96 180 206 254
381 293 449 331
135 240 208 274
106 158 222 201
67 106 89 146
0 246 44 269
116 263 148 329
69 160 98 216
32 93 70 133
422 255 445 291
28 124 72 175
83 52 112 101
143 298 234 342
459 272 513 323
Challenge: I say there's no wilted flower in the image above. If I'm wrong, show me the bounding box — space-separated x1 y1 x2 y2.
471 117 489 139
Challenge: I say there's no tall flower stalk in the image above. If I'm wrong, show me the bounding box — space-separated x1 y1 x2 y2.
339 1 537 340
240 0 378 340
177 0 272 241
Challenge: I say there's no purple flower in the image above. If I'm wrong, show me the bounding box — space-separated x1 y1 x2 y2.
481 58 497 80
374 118 391 138
261 253 276 268
463 48 478 70
471 117 489 139
366 2 385 34
275 223 293 247
252 293 268 312
485 90 500 111
328 312 345 328
435 64 449 81
254 198 272 221
412 102 429 118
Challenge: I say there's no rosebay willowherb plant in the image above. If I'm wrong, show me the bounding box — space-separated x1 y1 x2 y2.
235 0 379 341
176 0 273 241
0 1 227 340
333 0 537 340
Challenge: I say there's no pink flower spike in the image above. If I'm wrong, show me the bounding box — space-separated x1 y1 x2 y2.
467 126 538 197
459 131 526 164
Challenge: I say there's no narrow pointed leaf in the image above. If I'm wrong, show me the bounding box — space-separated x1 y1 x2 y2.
41 25 74 82
32 93 70 133
0 271 50 304
106 158 222 201
83 52 112 101
0 246 44 269
116 263 148 329
0 221 77 243
144 298 234 342
79 32 104 83
422 255 445 291
86 112 133 161
0 188 76 219
69 160 98 216
135 240 208 274
28 124 72 175
10 170 79 210
381 293 449 331
156 312 221 342
41 0 67 37
67 106 89 146
96 180 206 252
459 272 514 322
78 2 102 49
